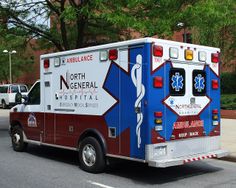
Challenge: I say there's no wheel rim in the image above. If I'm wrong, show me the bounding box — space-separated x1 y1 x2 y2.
82 144 96 167
13 133 20 145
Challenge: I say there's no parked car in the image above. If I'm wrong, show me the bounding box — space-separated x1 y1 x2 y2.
0 84 28 108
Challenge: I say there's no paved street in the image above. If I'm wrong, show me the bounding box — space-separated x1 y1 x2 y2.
1 109 236 188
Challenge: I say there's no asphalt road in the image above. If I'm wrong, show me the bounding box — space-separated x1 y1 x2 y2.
1 109 236 188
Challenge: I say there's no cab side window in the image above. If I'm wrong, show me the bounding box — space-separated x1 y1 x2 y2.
28 82 40 105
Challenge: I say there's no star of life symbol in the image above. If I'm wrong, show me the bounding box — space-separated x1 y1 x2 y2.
171 72 183 91
194 74 205 92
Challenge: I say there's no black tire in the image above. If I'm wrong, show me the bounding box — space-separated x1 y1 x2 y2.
79 137 106 173
11 126 27 152
2 100 7 109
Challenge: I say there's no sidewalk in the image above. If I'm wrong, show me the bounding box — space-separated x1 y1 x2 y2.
221 118 236 162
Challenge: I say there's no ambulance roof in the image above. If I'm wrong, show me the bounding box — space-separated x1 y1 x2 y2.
41 37 220 59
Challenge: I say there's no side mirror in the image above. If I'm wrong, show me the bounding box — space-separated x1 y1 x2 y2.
15 92 22 104
22 94 29 104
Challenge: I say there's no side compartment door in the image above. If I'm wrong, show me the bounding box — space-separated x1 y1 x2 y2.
43 74 55 144
120 45 146 158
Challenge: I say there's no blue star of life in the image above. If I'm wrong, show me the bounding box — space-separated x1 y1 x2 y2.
171 72 183 91
194 74 205 92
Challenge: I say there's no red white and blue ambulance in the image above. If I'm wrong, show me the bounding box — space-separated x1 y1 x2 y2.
10 38 228 173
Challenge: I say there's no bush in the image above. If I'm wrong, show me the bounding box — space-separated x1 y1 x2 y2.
221 72 236 94
221 94 236 110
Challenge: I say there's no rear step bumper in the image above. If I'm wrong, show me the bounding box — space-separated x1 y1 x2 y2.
148 150 229 168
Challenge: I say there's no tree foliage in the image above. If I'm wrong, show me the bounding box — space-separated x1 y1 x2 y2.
0 0 200 51
0 0 235 65
0 26 34 83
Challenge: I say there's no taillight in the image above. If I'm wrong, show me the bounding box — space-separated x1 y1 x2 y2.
44 59 50 69
109 49 118 60
212 109 219 126
153 45 163 57
212 109 218 114
211 53 219 63
212 79 219 89
153 76 163 88
154 111 163 117
154 111 163 131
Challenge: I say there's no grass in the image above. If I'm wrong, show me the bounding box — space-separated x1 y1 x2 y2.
221 94 236 110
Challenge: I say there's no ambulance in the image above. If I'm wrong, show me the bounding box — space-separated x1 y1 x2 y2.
9 38 228 173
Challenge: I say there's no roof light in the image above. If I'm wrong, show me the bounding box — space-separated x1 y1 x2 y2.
100 50 108 61
153 76 163 88
211 53 219 63
44 59 50 69
185 49 193 60
54 58 60 67
169 47 178 59
109 49 118 60
198 51 207 62
153 45 163 57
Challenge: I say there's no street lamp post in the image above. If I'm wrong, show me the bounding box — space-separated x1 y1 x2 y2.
3 50 17 84
177 22 187 43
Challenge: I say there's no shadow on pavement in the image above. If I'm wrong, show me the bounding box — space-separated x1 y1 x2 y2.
105 158 222 185
26 144 78 166
25 144 222 185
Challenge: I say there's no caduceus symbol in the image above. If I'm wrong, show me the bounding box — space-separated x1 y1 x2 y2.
131 54 145 148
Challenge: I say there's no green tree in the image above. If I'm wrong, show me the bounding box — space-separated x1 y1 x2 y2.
0 0 235 67
0 0 199 51
180 0 236 65
0 26 34 83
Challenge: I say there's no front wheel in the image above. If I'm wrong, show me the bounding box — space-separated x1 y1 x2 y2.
11 126 27 152
79 137 106 173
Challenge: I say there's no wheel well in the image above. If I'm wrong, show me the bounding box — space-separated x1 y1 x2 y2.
78 129 107 154
10 121 22 133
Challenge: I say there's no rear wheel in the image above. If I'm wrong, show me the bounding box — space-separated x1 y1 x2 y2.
11 126 27 152
79 137 106 173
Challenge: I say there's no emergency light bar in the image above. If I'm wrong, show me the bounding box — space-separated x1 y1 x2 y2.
153 45 163 57
169 47 178 59
100 51 108 61
185 49 193 60
109 49 118 60
211 53 219 63
198 51 207 62
44 59 50 68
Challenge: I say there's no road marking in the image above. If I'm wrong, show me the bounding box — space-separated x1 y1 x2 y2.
87 180 115 188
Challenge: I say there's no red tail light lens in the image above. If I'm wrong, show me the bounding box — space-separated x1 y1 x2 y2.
153 76 163 88
154 112 163 117
109 49 118 60
212 109 218 114
211 53 219 63
44 59 50 69
212 79 219 89
153 45 163 57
